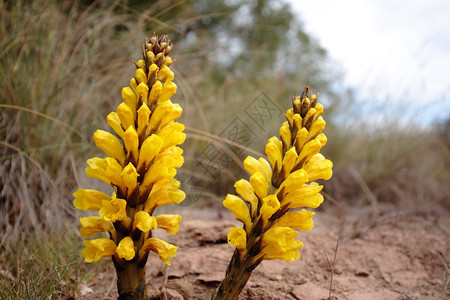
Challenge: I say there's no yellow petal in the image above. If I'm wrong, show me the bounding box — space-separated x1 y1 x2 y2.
148 80 162 104
158 81 177 103
297 137 321 166
136 82 149 105
140 238 177 265
116 237 135 260
135 68 147 85
303 153 333 181
275 209 315 231
155 214 182 234
117 102 135 130
279 122 291 149
133 211 157 232
249 172 267 199
243 156 272 184
82 238 116 263
282 147 298 176
223 194 251 231
260 194 280 221
121 87 137 114
260 227 303 262
156 122 186 151
285 108 294 127
307 117 326 141
123 126 139 162
234 179 258 216
282 182 324 209
294 128 308 153
148 100 182 131
93 130 125 166
130 78 137 92
137 134 163 170
279 169 309 196
228 227 247 251
85 157 124 190
136 59 146 69
157 65 174 83
107 112 124 139
144 179 185 211
265 136 282 172
73 188 109 211
137 103 151 136
80 216 115 238
121 162 138 195
99 196 127 222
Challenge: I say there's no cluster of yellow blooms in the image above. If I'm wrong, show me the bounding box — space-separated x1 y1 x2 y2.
213 87 333 299
73 34 185 270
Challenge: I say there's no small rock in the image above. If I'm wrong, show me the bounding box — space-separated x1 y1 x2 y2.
355 270 370 277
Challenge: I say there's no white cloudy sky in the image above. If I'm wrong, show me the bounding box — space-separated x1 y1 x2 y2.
289 0 450 125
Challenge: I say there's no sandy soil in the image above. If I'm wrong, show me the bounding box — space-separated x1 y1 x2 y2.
75 202 450 300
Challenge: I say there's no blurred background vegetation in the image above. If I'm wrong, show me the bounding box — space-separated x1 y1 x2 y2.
1 0 449 297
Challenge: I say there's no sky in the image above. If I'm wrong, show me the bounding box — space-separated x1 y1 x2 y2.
289 0 450 126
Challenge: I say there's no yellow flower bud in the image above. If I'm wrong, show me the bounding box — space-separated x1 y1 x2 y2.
73 188 110 211
223 194 251 231
121 162 138 194
249 172 267 200
117 102 135 130
136 59 145 69
137 103 151 137
116 237 135 260
148 81 162 104
307 117 326 142
107 112 124 139
228 227 247 251
137 134 164 170
281 147 298 176
121 87 137 114
135 68 147 84
93 130 125 166
265 137 282 171
123 126 139 163
158 81 177 103
156 122 186 151
136 82 149 105
282 182 324 209
279 169 309 196
234 179 258 217
157 65 174 83
279 122 291 149
260 194 280 221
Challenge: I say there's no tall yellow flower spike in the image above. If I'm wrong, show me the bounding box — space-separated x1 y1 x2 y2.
73 34 185 300
212 86 333 300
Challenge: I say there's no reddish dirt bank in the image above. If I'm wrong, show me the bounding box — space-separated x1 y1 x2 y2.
76 203 449 299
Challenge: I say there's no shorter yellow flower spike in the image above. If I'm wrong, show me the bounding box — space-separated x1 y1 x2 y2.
73 188 110 211
274 209 315 231
135 68 147 84
123 126 139 163
234 179 258 217
149 81 162 104
133 211 157 232
303 154 333 181
93 130 125 166
79 216 115 238
228 227 247 251
223 194 251 231
121 87 137 113
121 162 138 195
136 82 149 105
156 122 186 151
107 112 125 139
137 134 163 170
155 214 182 234
249 172 267 200
260 194 280 221
140 238 177 265
117 102 135 130
260 227 303 262
117 237 135 260
137 103 151 137
158 81 177 103
99 196 127 222
282 183 324 209
82 238 116 263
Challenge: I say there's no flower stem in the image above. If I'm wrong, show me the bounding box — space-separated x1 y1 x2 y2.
115 260 147 300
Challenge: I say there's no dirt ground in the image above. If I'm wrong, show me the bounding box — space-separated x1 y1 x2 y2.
75 202 450 300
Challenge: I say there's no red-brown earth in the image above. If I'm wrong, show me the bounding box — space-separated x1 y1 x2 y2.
75 202 449 300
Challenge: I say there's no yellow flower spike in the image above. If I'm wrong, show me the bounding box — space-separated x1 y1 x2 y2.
121 87 137 114
156 122 186 151
130 77 137 92
82 238 116 263
123 126 139 163
136 82 149 105
117 102 135 130
99 196 127 222
158 81 177 103
79 216 115 238
279 122 291 149
155 214 182 234
260 194 280 221
117 237 135 261
121 162 138 195
137 103 151 137
279 168 309 196
135 68 147 84
93 130 125 166
281 147 298 176
234 179 258 216
275 210 315 231
136 59 145 69
137 134 163 170
249 172 267 200
73 188 110 211
282 184 324 209
133 211 157 232
157 65 174 83
303 153 333 181
223 194 252 231
265 137 282 171
228 227 247 251
149 81 162 104
107 112 125 139
140 238 177 265
307 117 326 142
